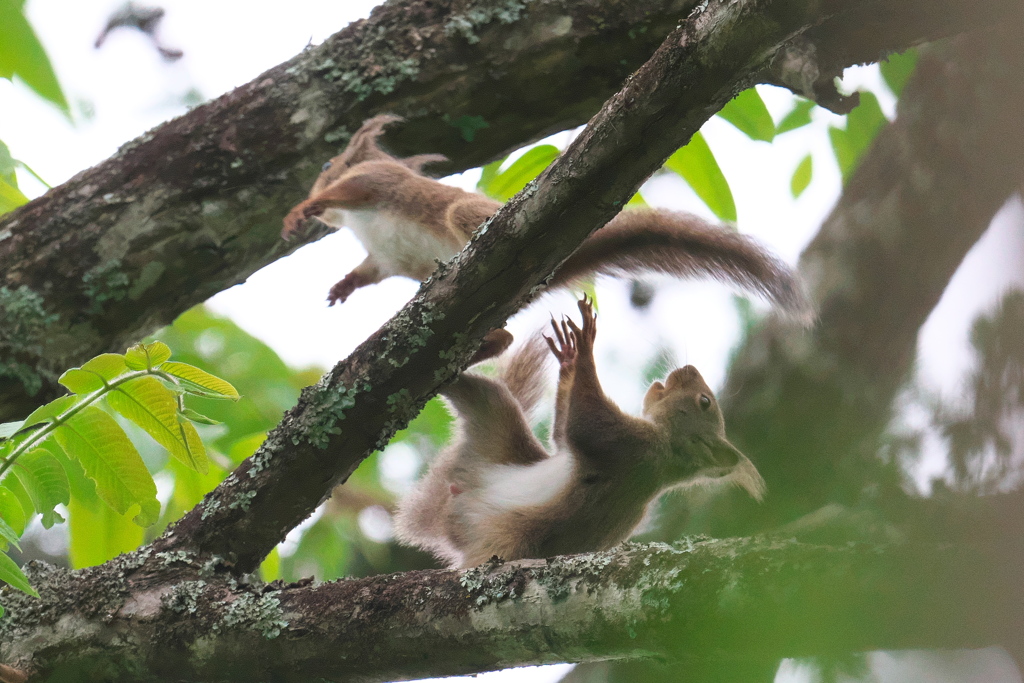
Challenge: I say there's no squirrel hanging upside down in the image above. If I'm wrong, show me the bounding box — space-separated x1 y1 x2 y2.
394 296 766 568
282 115 811 320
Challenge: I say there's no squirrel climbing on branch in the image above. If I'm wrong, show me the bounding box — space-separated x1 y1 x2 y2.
394 296 765 569
282 115 811 320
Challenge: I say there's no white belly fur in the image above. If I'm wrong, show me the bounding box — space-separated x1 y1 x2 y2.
324 207 459 279
459 452 575 527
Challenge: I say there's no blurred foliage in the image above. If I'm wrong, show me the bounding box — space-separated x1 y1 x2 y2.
828 91 888 184
664 131 737 222
880 48 919 98
0 0 59 218
791 154 813 198
928 290 1024 492
0 138 48 214
0 0 69 114
718 87 776 142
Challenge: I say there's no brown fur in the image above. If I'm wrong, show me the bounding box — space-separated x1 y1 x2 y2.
283 115 812 317
394 297 766 568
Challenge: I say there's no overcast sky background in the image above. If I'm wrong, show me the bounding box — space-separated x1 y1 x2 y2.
3 2 1024 681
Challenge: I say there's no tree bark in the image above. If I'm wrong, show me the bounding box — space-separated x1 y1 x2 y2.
0 0 1011 422
0 534 1020 682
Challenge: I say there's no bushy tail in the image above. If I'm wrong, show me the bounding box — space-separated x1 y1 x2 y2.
550 209 813 322
499 335 550 418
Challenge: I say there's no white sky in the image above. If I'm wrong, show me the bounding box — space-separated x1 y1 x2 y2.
4 2 1023 681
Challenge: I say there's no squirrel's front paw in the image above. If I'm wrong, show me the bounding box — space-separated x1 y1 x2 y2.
326 275 359 306
544 316 577 370
281 206 306 240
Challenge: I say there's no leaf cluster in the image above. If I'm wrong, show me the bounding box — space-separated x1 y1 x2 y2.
0 341 238 610
476 66 919 227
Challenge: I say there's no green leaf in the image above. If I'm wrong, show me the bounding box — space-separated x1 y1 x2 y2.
260 547 281 582
12 449 70 528
67 497 143 569
717 88 775 142
625 192 647 208
107 376 209 474
481 145 559 202
81 353 129 381
0 0 69 114
22 394 79 430
0 139 17 187
0 486 26 537
0 513 20 548
790 154 813 198
880 49 918 97
664 132 736 222
0 420 25 439
776 99 815 134
125 342 172 371
179 408 221 426
829 91 887 183
476 156 506 192
0 176 29 214
159 361 239 399
0 550 37 597
178 420 208 474
54 406 159 526
58 369 104 394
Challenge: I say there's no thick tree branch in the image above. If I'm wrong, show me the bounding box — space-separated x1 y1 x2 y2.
0 0 1011 422
1 533 1020 681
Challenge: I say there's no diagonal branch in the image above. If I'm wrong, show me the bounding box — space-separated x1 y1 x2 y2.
0 0 1011 422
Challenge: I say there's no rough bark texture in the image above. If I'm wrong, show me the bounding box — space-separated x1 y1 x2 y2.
0 533 1020 682
0 0 1010 423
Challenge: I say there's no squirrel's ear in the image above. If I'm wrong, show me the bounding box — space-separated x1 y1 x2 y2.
712 440 766 502
642 381 666 414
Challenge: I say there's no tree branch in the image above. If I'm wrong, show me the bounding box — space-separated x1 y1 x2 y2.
0 0 1011 422
1 533 1020 681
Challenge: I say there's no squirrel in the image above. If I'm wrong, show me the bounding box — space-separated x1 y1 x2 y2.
282 114 811 320
394 296 766 568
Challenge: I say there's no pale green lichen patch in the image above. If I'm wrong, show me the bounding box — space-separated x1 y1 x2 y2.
445 0 534 43
298 379 367 449
247 446 274 478
163 580 208 615
0 285 58 395
219 590 288 639
82 259 131 313
320 55 421 103
155 550 194 567
227 490 258 512
201 498 222 521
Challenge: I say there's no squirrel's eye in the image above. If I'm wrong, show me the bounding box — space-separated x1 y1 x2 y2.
322 161 333 172
699 395 711 411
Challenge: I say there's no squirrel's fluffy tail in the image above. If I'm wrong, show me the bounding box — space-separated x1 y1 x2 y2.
550 209 813 322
